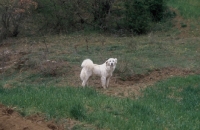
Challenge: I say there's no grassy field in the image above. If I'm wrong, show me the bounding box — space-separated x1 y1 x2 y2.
1 33 200 85
0 75 200 129
0 0 200 129
168 0 200 19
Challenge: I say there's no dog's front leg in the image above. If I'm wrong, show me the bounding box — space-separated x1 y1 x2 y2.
101 76 106 89
82 80 87 87
82 78 89 87
106 77 110 88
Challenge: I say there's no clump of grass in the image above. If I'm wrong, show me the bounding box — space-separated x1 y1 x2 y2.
70 103 86 120
114 57 133 80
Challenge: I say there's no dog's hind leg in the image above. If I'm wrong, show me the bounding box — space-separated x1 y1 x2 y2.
80 69 91 87
82 80 87 87
81 74 91 87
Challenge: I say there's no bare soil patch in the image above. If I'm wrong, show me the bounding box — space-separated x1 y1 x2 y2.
0 104 62 130
83 67 197 98
172 8 190 38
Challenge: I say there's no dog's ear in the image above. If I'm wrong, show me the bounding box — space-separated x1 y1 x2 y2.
115 58 117 63
106 61 109 66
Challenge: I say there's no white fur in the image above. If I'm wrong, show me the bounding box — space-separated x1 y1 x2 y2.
80 58 117 89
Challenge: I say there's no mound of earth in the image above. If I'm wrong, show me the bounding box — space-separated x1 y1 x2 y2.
98 67 198 98
0 104 61 130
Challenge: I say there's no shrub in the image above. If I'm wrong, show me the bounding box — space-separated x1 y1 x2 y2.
0 0 37 41
33 0 170 34
0 0 172 36
38 60 67 77
124 0 169 34
146 0 167 22
124 0 151 34
34 0 77 33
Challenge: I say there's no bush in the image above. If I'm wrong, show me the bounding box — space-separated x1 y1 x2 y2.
37 60 67 77
124 0 169 34
146 0 167 22
0 0 171 37
33 0 170 34
34 0 77 33
124 0 151 34
0 0 37 41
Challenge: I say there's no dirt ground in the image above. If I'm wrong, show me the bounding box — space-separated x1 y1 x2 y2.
0 104 62 130
85 67 197 99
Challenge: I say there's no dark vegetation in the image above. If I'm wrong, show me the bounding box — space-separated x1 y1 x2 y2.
0 0 174 42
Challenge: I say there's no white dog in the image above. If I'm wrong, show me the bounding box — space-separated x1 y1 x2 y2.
80 58 117 89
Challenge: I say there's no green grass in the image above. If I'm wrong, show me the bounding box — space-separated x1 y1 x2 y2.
69 35 200 75
168 0 200 19
2 33 199 82
0 75 200 129
52 34 199 68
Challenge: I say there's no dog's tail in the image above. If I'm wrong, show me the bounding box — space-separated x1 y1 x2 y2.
81 59 94 69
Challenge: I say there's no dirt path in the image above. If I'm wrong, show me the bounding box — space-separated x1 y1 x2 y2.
83 67 197 99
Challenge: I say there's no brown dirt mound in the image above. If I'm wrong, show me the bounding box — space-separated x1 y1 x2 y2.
0 104 62 130
98 67 197 98
171 8 191 38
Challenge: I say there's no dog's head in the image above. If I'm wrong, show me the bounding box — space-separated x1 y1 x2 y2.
106 58 117 67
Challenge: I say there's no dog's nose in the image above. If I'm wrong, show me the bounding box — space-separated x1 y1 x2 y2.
111 63 113 66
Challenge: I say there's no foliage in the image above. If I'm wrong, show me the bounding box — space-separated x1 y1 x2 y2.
34 0 77 33
0 0 37 41
123 0 170 34
124 0 151 34
0 0 172 37
33 0 171 34
147 0 167 22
